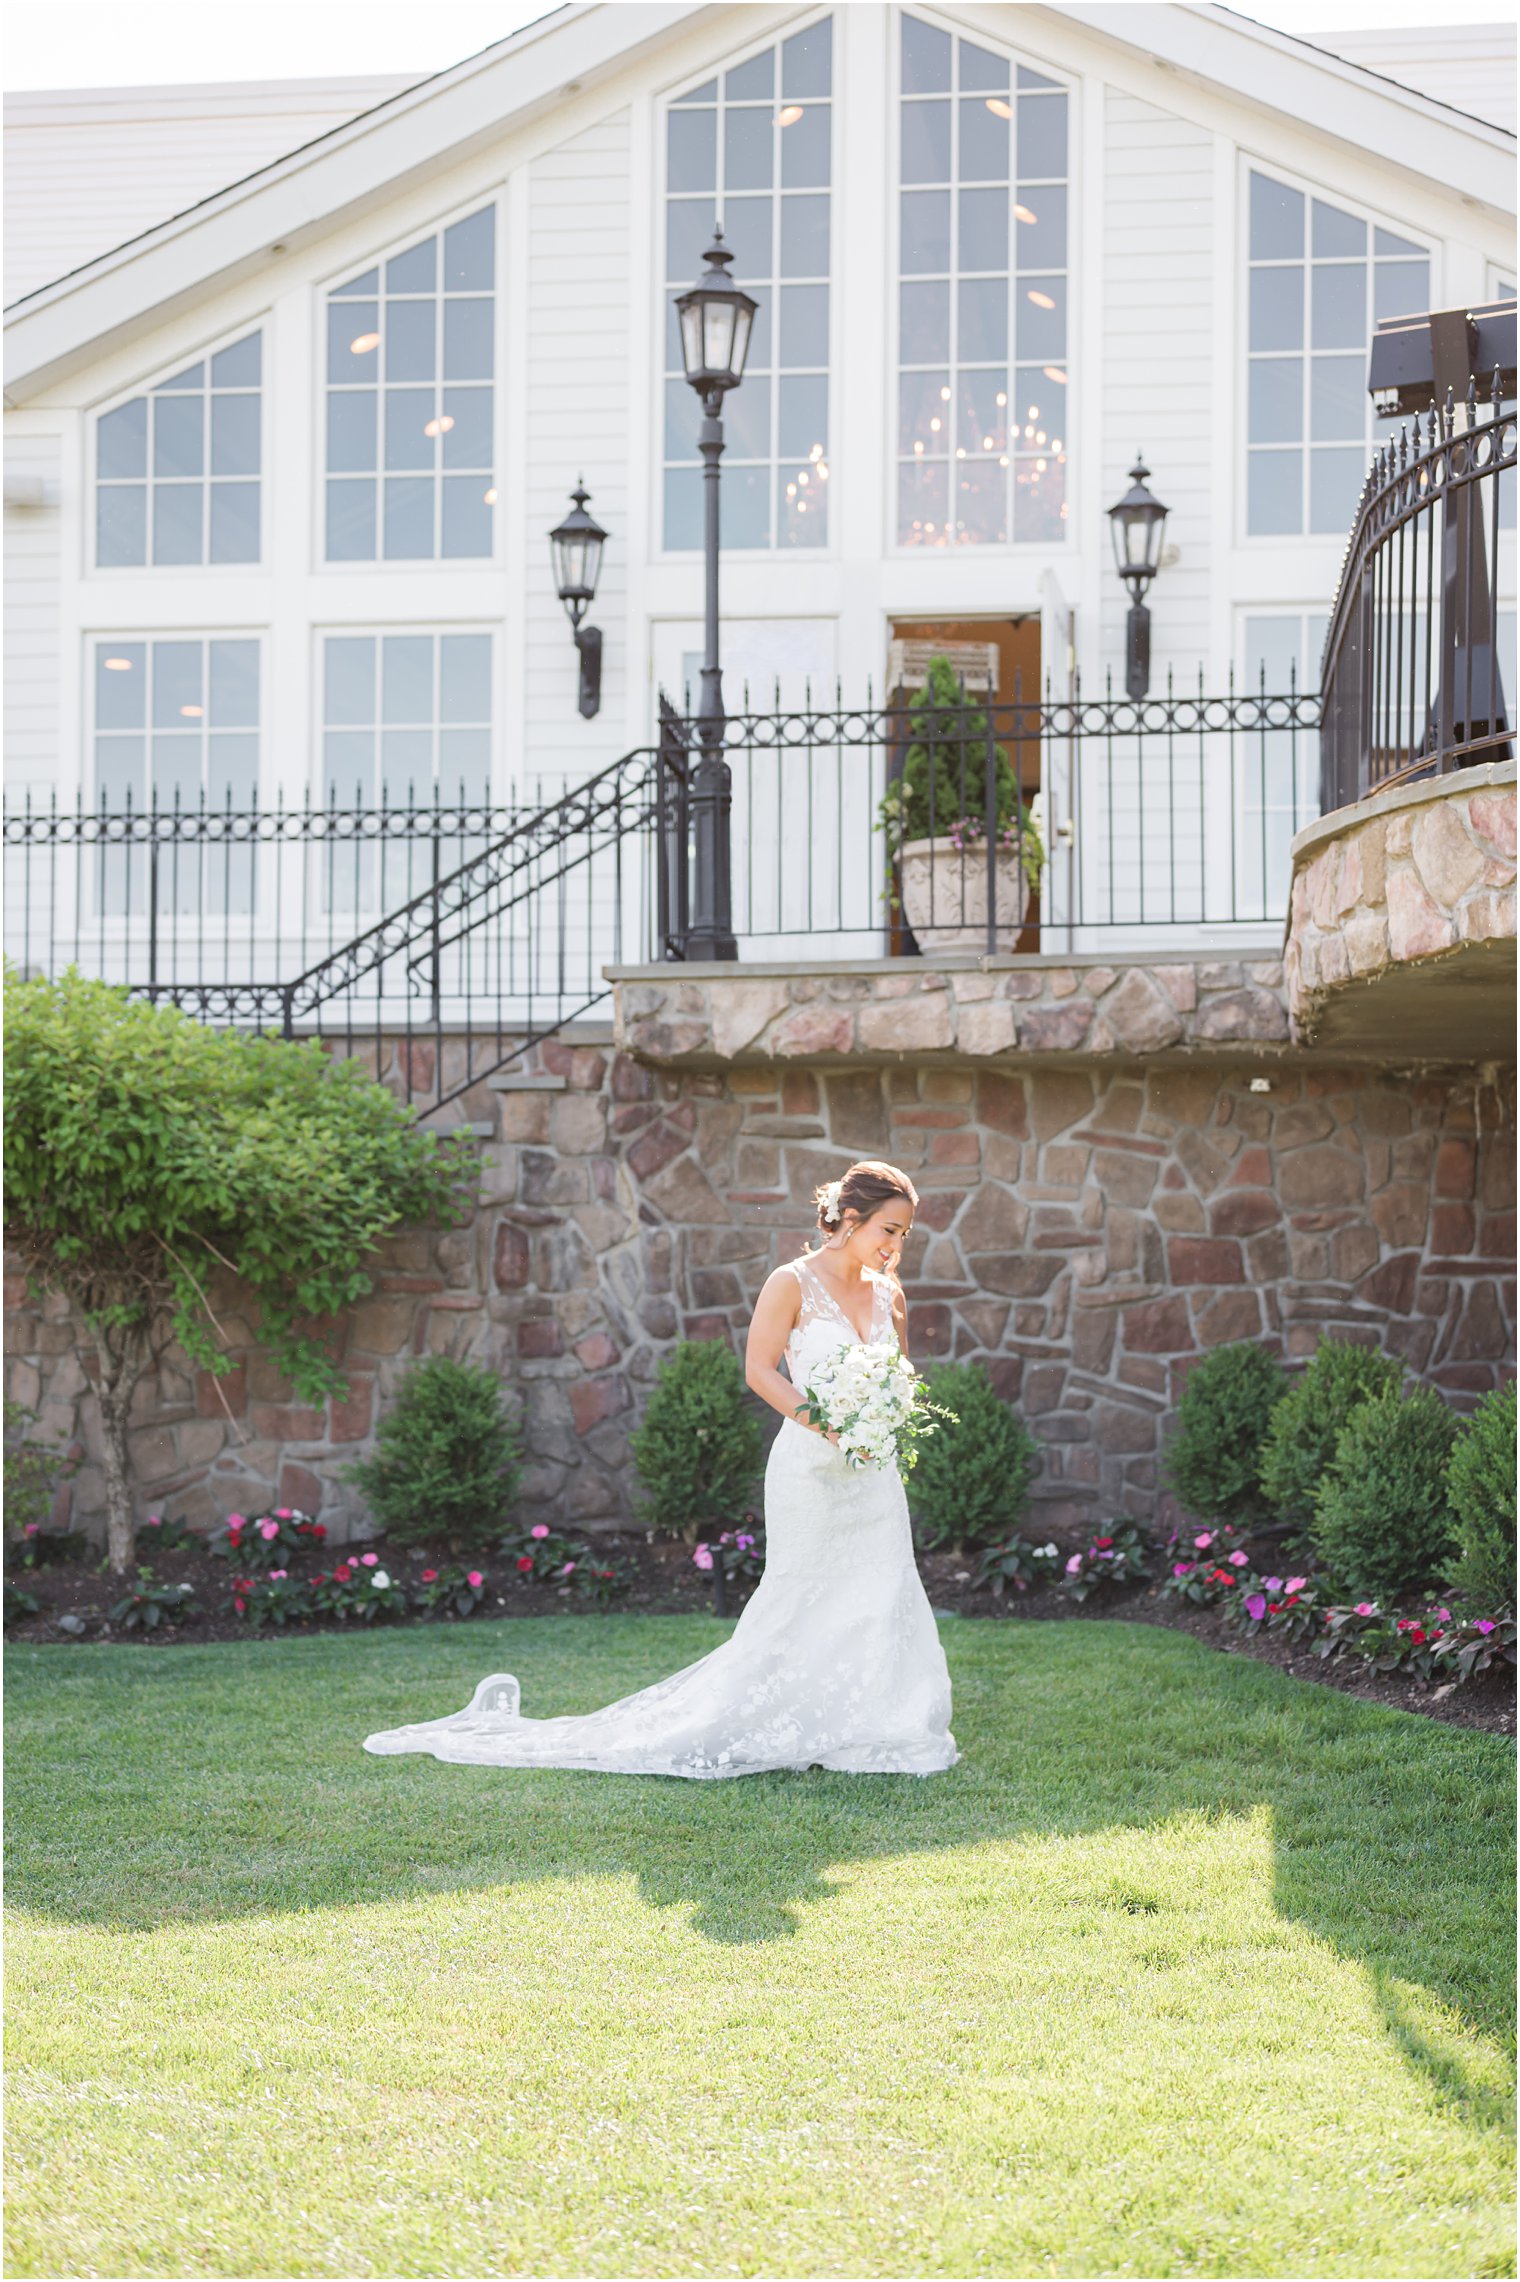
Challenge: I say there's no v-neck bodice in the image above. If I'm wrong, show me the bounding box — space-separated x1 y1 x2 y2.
785 1252 893 1381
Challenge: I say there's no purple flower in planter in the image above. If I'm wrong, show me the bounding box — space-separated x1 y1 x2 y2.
1244 1594 1266 1622
1262 1576 1283 1593
1474 1619 1497 1635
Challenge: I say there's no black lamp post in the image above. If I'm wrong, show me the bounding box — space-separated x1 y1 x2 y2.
1107 455 1169 700
673 229 757 960
549 481 608 719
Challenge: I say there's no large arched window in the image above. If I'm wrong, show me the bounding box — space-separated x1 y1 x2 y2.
662 17 833 551
896 12 1069 548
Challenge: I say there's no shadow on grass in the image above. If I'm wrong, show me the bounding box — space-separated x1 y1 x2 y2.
5 1615 1514 2126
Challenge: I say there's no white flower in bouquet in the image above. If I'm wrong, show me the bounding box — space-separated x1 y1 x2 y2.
796 1339 955 1473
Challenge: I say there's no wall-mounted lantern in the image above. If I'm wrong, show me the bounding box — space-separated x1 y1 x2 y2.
549 480 608 719
1107 455 1170 700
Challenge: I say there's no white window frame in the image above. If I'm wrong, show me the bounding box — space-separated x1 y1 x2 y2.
888 2 1076 558
315 193 504 575
1237 153 1437 549
88 323 267 577
655 8 839 563
312 623 499 803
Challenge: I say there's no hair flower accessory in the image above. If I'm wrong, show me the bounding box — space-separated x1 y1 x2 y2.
820 1180 843 1225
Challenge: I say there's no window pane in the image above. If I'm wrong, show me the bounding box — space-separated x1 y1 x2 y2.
383 477 434 558
899 457 949 544
1015 452 1064 542
97 485 146 566
381 729 432 792
209 483 259 564
960 40 1010 92
96 735 145 804
726 462 771 547
726 105 773 191
441 387 492 467
1248 449 1302 534
438 726 491 802
326 478 376 560
379 638 431 724
960 368 1009 452
97 644 146 728
1374 226 1422 257
153 393 203 479
900 369 950 453
779 103 830 189
778 466 826 548
1311 200 1365 258
385 388 435 470
901 189 951 274
332 266 380 298
152 484 203 565
211 394 260 476
153 642 202 726
1015 183 1064 270
779 372 827 460
1311 264 1365 350
674 79 717 106
327 390 377 474
960 186 1008 272
779 282 828 365
443 207 494 290
782 18 831 99
724 373 771 458
441 477 493 558
1249 358 1302 443
957 458 1006 544
1016 95 1065 178
1016 276 1064 360
209 640 259 726
723 194 772 277
1250 171 1303 260
668 106 716 193
386 237 436 294
959 275 1007 362
747 285 773 370
159 361 204 393
780 193 829 276
1375 259 1428 322
958 97 1009 184
901 279 950 363
98 399 147 480
211 333 262 387
441 635 491 723
664 466 702 548
330 300 380 375
385 299 436 382
725 49 774 100
902 16 952 93
151 733 202 809
667 197 716 283
1309 446 1366 533
665 378 698 460
443 298 494 380
1310 354 1363 440
902 101 951 185
325 640 375 726
1243 616 1303 688
207 732 258 805
1250 266 1303 352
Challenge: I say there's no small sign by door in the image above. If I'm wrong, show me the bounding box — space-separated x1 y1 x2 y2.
887 638 1000 694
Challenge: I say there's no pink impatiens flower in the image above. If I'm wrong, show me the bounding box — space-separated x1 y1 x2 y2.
1065 1554 1083 1574
1228 1551 1249 1567
561 1562 577 1576
1475 1619 1497 1635
359 1553 378 1567
530 1525 550 1540
269 1569 287 1581
259 1520 280 1541
1262 1576 1283 1593
466 1571 483 1588
274 1508 292 1520
1354 1602 1376 1616
692 1545 714 1571
1193 1532 1213 1550
1285 1576 1308 1594
1244 1594 1267 1622
421 1570 438 1583
1172 1562 1192 1577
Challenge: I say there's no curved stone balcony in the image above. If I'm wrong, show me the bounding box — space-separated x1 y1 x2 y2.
1285 761 1516 1058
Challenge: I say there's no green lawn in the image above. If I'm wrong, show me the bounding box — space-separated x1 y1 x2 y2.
4 1617 1514 2280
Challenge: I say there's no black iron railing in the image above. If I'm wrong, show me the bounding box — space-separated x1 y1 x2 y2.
1321 375 1516 812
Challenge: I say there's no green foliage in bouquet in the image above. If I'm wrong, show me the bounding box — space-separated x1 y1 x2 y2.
876 656 1044 896
1163 1342 1286 1526
1257 1337 1402 1530
1310 1386 1459 1602
343 1357 522 1554
907 1361 1038 1551
1444 1378 1516 1613
631 1340 763 1540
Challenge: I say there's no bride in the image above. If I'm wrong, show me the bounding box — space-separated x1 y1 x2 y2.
363 1159 959 1779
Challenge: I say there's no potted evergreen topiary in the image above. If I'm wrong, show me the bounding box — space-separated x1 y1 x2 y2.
877 656 1044 950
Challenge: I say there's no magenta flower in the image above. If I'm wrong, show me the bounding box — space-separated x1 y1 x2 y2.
466 1571 483 1588
1475 1619 1497 1635
269 1569 287 1581
1244 1593 1266 1622
1285 1576 1308 1594
1228 1551 1249 1567
1172 1561 1192 1577
1065 1554 1083 1574
1193 1532 1213 1550
23 1523 38 1536
736 1533 755 1550
561 1561 577 1576
258 1520 279 1541
227 1514 245 1528
1354 1602 1376 1616
1262 1575 1283 1592
274 1508 292 1520
530 1524 550 1541
1435 1608 1451 1622
359 1552 378 1567
693 1545 714 1571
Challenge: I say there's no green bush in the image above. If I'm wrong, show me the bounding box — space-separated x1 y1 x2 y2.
1310 1386 1459 1602
877 656 1044 891
343 1357 522 1554
1258 1337 1402 1529
1163 1342 1286 1526
3 1398 73 1541
1445 1379 1516 1612
631 1340 763 1540
907 1362 1039 1551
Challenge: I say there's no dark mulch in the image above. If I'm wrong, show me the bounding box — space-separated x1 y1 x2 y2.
6 1535 1513 1737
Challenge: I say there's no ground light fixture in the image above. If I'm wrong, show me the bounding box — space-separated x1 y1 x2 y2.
549 481 609 719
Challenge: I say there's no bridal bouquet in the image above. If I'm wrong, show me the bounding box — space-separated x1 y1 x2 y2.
795 1340 955 1474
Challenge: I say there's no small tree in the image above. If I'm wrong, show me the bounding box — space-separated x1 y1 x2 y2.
4 968 473 1572
907 1361 1038 1551
877 655 1044 895
343 1357 522 1553
631 1340 763 1540
1444 1379 1516 1613
1258 1337 1402 1531
1163 1342 1286 1528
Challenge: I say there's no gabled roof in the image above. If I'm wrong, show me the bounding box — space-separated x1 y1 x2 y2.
5 0 1514 406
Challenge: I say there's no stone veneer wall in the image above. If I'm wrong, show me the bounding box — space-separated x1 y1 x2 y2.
6 955 1515 1547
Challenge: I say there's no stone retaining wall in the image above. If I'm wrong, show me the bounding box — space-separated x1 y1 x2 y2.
8 955 1514 1548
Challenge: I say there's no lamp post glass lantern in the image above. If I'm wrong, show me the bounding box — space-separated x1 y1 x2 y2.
1107 456 1169 700
549 481 608 718
673 229 758 961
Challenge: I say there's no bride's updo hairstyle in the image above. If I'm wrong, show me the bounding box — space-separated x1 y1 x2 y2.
813 1160 919 1236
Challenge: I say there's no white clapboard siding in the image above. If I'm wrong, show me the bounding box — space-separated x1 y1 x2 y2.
3 435 62 802
523 111 633 795
1316 23 1516 136
4 78 413 306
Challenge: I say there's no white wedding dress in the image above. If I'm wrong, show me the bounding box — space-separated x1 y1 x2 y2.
362 1255 959 1780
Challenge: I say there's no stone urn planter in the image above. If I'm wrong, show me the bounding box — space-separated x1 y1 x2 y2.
899 836 1035 953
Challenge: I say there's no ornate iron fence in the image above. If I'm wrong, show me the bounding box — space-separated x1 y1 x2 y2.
1320 374 1516 811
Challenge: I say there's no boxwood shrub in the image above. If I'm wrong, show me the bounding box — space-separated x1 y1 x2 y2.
1258 1337 1402 1531
1163 1342 1286 1527
631 1339 762 1541
343 1356 522 1554
1310 1386 1459 1601
907 1361 1039 1551
1444 1378 1516 1613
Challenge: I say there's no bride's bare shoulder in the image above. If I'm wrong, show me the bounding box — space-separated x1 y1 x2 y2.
756 1259 806 1308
